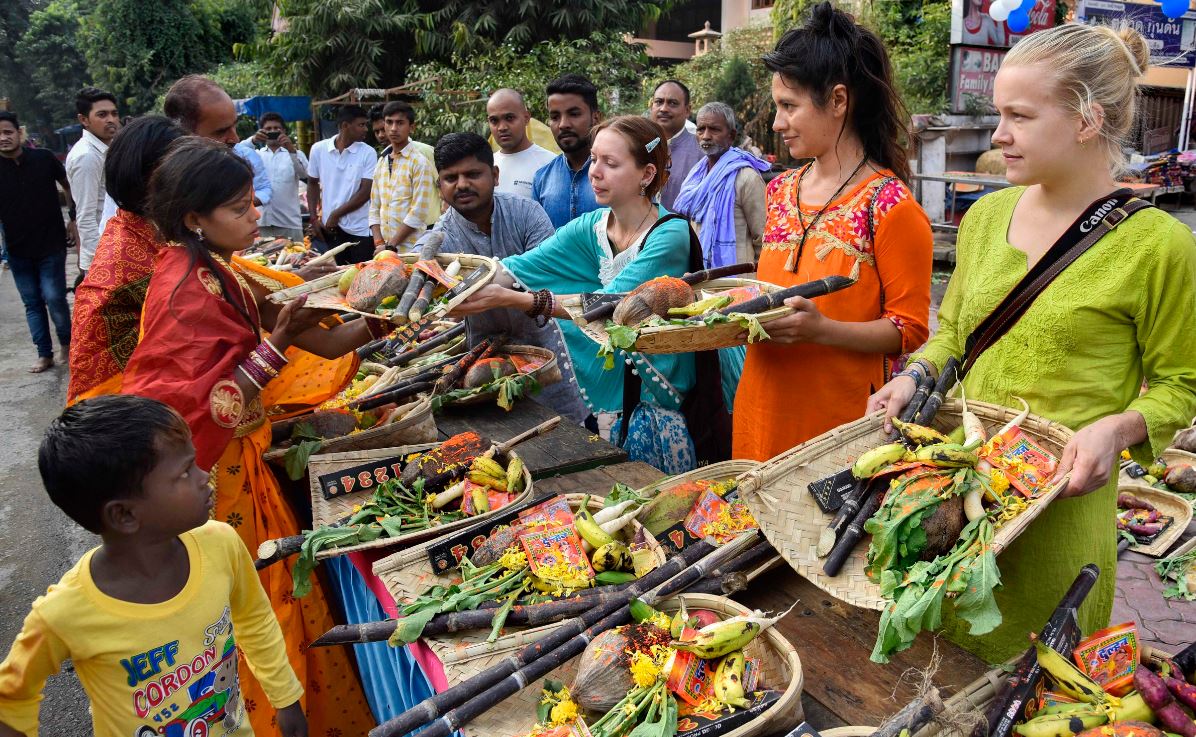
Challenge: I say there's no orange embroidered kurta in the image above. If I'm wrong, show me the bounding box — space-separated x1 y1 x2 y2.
732 168 933 461
66 208 357 411
122 247 375 736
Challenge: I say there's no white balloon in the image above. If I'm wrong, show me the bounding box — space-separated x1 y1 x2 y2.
989 2 1012 21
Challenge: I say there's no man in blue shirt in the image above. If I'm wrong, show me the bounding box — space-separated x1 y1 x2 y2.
531 74 601 229
164 75 272 207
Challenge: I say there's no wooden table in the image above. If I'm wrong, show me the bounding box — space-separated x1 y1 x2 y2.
437 398 627 478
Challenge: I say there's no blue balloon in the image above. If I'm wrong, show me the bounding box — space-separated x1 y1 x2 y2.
1019 0 1036 12
1007 8 1031 32
1162 0 1188 19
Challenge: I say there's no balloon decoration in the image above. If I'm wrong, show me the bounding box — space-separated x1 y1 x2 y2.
989 1 1012 21
1007 8 1031 32
1161 0 1189 19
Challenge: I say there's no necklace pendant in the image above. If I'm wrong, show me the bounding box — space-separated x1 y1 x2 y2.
784 249 798 272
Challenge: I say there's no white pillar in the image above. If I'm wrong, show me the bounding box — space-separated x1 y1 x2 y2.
920 133 947 224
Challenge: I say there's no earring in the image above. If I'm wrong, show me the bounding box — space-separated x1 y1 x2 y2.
195 227 204 242
640 184 647 197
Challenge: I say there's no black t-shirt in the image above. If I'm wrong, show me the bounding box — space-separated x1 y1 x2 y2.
0 148 68 258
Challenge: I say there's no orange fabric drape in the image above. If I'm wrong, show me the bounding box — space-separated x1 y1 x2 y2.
123 247 373 735
732 168 933 461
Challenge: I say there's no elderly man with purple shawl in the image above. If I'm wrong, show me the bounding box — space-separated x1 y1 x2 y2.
673 102 768 269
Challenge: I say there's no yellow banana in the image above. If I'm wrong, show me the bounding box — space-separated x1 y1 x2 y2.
468 471 508 491
505 457 525 494
891 419 952 447
471 456 507 478
1032 640 1106 704
590 541 630 573
911 443 978 468
852 442 909 478
673 618 761 659
469 485 491 515
631 546 659 578
670 602 689 639
1012 692 1152 737
713 651 750 709
575 515 615 549
667 295 732 317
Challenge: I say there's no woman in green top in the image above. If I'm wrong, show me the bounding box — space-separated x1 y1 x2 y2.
456 115 697 472
868 22 1196 663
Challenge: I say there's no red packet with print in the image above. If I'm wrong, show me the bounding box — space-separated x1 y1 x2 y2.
684 489 729 540
518 496 575 529
413 259 462 288
519 525 594 581
988 428 1058 497
684 490 758 544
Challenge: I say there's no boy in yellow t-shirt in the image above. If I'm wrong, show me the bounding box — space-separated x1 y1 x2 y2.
0 395 307 737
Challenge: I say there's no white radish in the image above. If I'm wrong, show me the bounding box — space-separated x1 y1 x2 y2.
432 480 466 509
995 396 1030 438
445 259 462 278
598 509 639 537
592 499 638 526
960 386 987 445
963 486 986 521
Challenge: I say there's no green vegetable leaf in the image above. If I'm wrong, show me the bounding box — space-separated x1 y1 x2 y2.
486 592 519 643
291 421 321 442
728 313 771 342
283 439 323 481
389 605 441 646
605 322 640 352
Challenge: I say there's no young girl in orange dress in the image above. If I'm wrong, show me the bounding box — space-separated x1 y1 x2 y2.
68 115 356 414
122 137 383 735
732 2 934 461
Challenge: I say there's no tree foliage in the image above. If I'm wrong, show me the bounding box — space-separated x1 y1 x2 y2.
668 26 776 153
14 0 89 127
80 0 256 113
406 31 650 144
863 0 951 114
0 1 36 125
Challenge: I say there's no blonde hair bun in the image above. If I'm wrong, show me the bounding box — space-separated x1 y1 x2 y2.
1114 25 1150 78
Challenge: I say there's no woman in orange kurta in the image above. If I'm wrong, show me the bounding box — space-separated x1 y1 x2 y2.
733 2 933 461
68 115 356 412
122 137 384 736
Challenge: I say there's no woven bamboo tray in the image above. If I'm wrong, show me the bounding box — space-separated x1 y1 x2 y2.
457 593 804 737
819 649 1174 737
265 253 498 323
563 278 792 355
263 396 438 466
373 494 669 681
447 344 562 407
1119 484 1192 557
300 443 534 560
737 399 1074 610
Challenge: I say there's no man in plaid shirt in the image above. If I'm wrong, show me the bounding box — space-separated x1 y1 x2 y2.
370 101 435 253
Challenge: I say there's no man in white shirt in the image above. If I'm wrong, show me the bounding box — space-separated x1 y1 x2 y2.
306 105 377 264
238 112 308 241
65 87 120 285
487 89 556 200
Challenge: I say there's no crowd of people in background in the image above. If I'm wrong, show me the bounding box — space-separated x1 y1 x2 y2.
4 2 1195 735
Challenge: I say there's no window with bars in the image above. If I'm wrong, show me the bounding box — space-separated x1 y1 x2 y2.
751 0 775 8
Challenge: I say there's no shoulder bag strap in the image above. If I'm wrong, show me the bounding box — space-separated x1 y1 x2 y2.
960 190 1152 377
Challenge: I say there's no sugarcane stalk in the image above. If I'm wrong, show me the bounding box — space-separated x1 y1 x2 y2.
313 538 772 648
913 356 960 426
871 688 945 737
823 482 884 577
392 233 444 325
893 369 938 441
431 338 493 396
383 313 440 354
580 262 757 323
408 279 438 322
369 533 759 737
978 564 1100 737
386 322 466 367
818 477 873 558
713 274 856 316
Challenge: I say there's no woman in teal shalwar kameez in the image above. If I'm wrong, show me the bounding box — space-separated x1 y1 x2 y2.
868 23 1196 663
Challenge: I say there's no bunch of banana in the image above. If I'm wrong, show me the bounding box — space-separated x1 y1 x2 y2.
713 650 750 709
911 442 979 469
852 442 908 478
469 484 490 515
575 511 615 550
672 605 793 659
590 541 631 573
506 457 525 494
469 456 513 492
1012 641 1154 737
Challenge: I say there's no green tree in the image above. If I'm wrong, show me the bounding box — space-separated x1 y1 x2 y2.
406 31 649 143
864 0 951 114
14 0 89 127
81 0 256 113
0 1 36 124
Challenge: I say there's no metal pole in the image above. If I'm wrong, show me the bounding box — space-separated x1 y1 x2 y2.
1179 65 1194 151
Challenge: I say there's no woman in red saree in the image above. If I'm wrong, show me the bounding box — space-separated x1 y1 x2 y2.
123 137 383 735
68 116 357 413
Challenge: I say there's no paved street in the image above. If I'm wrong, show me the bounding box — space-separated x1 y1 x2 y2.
0 261 94 732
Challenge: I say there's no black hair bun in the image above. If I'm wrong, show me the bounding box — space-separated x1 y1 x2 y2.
805 1 859 44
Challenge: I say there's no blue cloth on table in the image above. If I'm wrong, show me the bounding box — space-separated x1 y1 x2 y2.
324 556 438 724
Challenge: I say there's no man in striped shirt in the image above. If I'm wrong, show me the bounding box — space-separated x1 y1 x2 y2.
369 101 435 253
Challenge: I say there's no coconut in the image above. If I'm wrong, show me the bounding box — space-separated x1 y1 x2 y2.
346 259 410 312
571 623 671 712
1172 426 1196 454
463 357 517 389
611 277 695 326
1164 464 1196 493
920 494 967 560
470 524 520 567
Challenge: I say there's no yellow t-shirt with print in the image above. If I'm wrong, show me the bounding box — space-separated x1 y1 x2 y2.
0 521 302 737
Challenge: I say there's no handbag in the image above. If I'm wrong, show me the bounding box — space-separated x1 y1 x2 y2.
958 188 1153 376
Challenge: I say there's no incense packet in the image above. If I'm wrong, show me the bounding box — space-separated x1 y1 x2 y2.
519 496 575 528
1073 622 1138 697
519 525 594 581
989 428 1058 497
